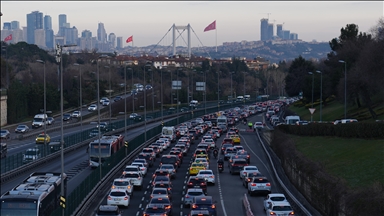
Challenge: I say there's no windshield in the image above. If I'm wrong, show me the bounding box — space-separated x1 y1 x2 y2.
272 205 293 211
33 118 42 122
1 201 37 216
162 129 173 135
89 143 110 157
114 181 129 186
188 191 204 196
25 151 38 156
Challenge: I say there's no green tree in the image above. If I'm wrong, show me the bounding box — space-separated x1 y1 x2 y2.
7 80 29 123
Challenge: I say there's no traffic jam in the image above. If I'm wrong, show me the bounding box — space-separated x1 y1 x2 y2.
96 100 296 216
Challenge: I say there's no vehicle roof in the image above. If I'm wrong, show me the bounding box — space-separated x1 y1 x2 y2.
98 205 119 211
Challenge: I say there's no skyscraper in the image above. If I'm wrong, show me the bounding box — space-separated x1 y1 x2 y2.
81 30 92 38
58 14 66 35
116 37 123 49
34 29 46 47
109 33 116 48
64 26 78 45
26 11 43 44
267 23 274 40
276 24 283 39
97 22 106 43
45 29 54 49
11 21 20 30
3 22 11 30
260 18 268 41
44 15 52 30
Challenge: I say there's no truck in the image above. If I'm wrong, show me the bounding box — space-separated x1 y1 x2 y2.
32 114 48 128
285 115 301 125
161 126 176 143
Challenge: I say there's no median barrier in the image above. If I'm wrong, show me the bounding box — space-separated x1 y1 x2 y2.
242 193 254 216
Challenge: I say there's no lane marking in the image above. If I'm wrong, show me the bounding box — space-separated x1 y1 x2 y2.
216 164 228 216
144 191 147 194
141 197 144 201
138 204 142 208
136 211 140 216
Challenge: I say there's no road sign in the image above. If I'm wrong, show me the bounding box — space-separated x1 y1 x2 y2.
309 108 316 114
60 196 66 208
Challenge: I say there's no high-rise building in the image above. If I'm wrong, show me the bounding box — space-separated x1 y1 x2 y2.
64 26 78 45
11 21 19 30
108 33 116 48
267 23 274 40
81 30 92 38
3 22 11 30
260 18 269 41
58 14 67 35
22 26 27 41
97 22 106 43
34 29 46 47
276 24 283 38
282 30 290 40
45 29 54 49
44 15 52 30
290 33 298 40
26 11 43 44
116 37 123 49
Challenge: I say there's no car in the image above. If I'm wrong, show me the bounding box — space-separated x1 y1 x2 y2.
187 176 207 195
247 176 272 196
72 110 81 118
152 180 173 193
184 188 205 207
147 196 172 216
103 99 110 106
191 196 217 216
242 171 263 188
228 154 248 166
97 122 108 130
196 169 215 185
263 193 288 211
236 150 250 163
266 201 295 216
133 114 143 122
240 165 259 179
296 120 309 125
114 96 122 101
129 113 138 119
160 155 179 168
22 148 41 164
159 164 176 179
145 84 153 90
15 125 29 133
107 189 130 207
254 122 264 130
230 134 241 145
35 133 50 144
121 171 143 189
221 143 233 154
63 113 72 121
137 153 154 167
89 128 100 137
189 162 206 175
131 162 147 176
100 97 109 104
143 204 169 216
47 117 55 125
88 104 98 111
0 130 10 140
224 147 238 160
188 210 212 216
194 158 209 169
132 158 148 168
229 159 248 175
111 178 134 196
123 165 141 175
150 187 172 201
96 205 121 216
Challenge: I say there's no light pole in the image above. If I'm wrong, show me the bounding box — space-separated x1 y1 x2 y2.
217 71 220 111
128 68 134 114
316 70 322 122
143 63 151 142
243 72 247 105
230 71 234 103
339 60 347 119
177 68 181 125
74 63 83 132
204 70 207 115
308 72 314 122
161 68 164 124
36 60 46 145
2 46 9 89
55 43 76 215
124 64 127 155
104 65 112 125
149 68 154 113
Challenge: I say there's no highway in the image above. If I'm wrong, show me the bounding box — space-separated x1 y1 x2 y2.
89 112 310 216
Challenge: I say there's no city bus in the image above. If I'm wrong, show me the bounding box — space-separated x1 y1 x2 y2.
89 135 124 168
0 172 67 216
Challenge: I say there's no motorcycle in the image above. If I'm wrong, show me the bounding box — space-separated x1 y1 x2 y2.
218 163 224 172
213 150 218 159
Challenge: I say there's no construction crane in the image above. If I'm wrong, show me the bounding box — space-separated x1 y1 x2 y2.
259 12 271 20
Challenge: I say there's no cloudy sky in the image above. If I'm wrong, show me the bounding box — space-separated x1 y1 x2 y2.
1 1 383 47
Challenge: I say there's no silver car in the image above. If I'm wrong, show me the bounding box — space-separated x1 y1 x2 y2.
248 176 271 196
15 125 30 133
47 117 55 125
266 201 295 216
196 169 215 185
183 188 205 207
159 164 176 179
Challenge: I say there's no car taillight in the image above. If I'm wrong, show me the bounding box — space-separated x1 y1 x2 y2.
289 212 295 215
141 168 145 170
189 182 193 185
269 212 277 215
107 196 112 200
111 185 116 189
247 178 251 182
124 196 129 200
251 183 256 186
185 195 189 198
165 205 171 209
201 182 206 185
266 183 271 186
192 204 197 209
212 204 216 208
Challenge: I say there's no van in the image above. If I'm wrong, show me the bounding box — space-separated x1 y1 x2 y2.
285 115 300 125
23 148 41 164
189 100 199 108
244 95 251 101
32 114 48 128
236 96 244 102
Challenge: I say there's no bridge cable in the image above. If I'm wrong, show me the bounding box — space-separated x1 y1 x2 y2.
189 26 212 59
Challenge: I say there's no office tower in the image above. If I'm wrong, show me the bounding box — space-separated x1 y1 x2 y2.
27 11 43 44
22 26 27 41
44 15 52 30
45 29 54 48
267 23 273 40
276 24 283 38
3 22 11 30
97 22 106 43
64 26 78 45
34 29 46 47
260 18 268 41
282 30 290 40
109 33 116 48
58 14 67 35
116 37 123 49
1 29 12 41
81 29 92 38
290 33 298 40
11 21 20 30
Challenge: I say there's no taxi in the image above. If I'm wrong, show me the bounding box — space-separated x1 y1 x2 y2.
194 158 209 169
230 134 241 145
195 153 209 162
189 162 206 175
35 133 51 144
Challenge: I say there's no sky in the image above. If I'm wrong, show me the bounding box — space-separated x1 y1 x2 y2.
1 1 383 47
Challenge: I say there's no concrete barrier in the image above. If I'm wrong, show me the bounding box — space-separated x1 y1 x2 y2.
242 193 254 216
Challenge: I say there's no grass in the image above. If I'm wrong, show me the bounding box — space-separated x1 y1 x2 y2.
291 135 384 189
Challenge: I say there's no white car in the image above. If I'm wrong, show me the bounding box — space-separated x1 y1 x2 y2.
196 169 215 185
100 97 109 104
129 113 138 119
121 171 143 189
111 178 134 196
240 165 259 179
72 110 81 118
102 99 110 106
266 201 295 216
107 188 130 207
88 104 97 111
254 122 264 130
131 162 147 176
194 158 209 169
155 140 167 150
132 159 148 168
158 138 171 148
263 193 288 211
159 164 176 179
123 165 141 175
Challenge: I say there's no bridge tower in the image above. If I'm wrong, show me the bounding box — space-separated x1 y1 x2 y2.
172 24 191 58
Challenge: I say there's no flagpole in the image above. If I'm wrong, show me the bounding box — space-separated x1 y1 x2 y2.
216 28 217 52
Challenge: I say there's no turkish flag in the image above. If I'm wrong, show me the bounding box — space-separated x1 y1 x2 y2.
4 34 12 42
126 35 133 43
204 21 216 32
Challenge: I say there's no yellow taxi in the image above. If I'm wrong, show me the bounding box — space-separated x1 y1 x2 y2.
35 133 51 144
195 153 209 162
189 162 206 175
230 134 241 144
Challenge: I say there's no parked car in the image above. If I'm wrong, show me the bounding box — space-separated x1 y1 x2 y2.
0 130 10 140
88 104 98 111
15 125 30 133
47 117 55 125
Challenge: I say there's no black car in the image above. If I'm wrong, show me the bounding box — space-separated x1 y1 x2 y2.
191 196 217 216
187 176 207 195
114 96 122 101
63 113 72 121
229 159 248 175
133 114 143 122
148 196 172 216
137 153 154 167
160 155 179 168
143 204 169 216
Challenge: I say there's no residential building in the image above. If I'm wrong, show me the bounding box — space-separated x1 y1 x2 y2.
282 30 290 40
267 23 274 40
276 24 283 38
81 29 92 38
11 21 19 30
26 11 43 44
44 15 52 30
290 33 298 40
3 22 11 30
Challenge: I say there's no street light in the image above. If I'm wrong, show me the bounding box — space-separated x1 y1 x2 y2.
230 71 234 104
143 62 152 142
2 46 9 89
243 72 247 105
148 68 154 113
36 60 46 145
177 68 181 125
316 70 322 122
339 60 347 119
217 70 220 111
308 72 314 122
124 64 127 155
104 65 112 125
161 68 164 124
127 68 134 114
204 70 207 115
74 63 83 133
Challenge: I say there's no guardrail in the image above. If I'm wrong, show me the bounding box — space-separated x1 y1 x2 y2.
242 193 254 216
